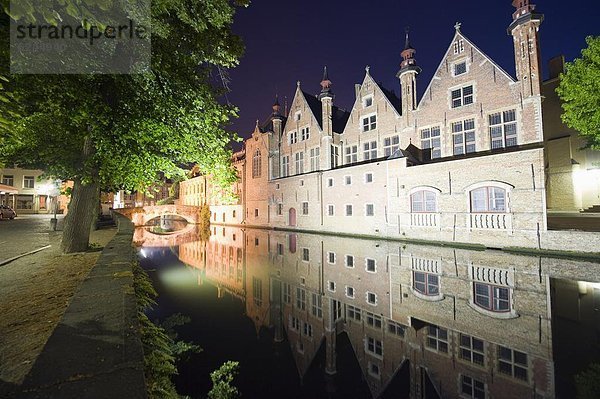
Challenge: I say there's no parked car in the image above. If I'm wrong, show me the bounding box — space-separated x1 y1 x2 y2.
0 205 16 220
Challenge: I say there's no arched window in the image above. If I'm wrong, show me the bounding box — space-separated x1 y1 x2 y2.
412 271 439 296
473 282 510 312
410 190 437 213
470 186 506 213
252 149 261 178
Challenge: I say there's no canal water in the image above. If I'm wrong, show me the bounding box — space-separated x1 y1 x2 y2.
136 220 600 399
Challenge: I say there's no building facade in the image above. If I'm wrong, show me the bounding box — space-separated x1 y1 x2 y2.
0 167 67 214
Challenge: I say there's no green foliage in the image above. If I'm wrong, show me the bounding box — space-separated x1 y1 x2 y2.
207 361 240 399
557 36 600 149
199 204 211 230
575 363 600 399
159 313 202 361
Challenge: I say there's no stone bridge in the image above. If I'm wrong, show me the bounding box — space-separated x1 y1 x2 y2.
117 205 202 227
133 223 202 247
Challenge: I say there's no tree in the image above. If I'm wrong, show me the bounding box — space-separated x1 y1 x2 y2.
207 361 240 399
557 36 600 149
0 0 247 252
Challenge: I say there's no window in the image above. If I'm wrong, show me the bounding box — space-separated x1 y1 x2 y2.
311 293 323 318
330 145 340 168
366 291 377 305
327 251 336 264
420 127 441 159
252 150 262 178
345 204 353 216
383 136 400 157
327 204 334 216
365 173 373 183
366 312 382 329
345 175 352 185
290 316 300 330
498 346 528 381
452 118 476 155
470 187 507 213
365 204 374 216
327 178 334 187
489 110 517 149
277 203 283 216
302 248 310 262
302 202 309 215
282 156 290 177
366 258 376 273
295 152 304 174
276 183 280 190
300 126 310 141
451 85 474 108
345 286 355 298
289 131 298 144
347 305 361 321
254 237 259 246
363 141 377 160
23 176 35 189
453 39 464 54
303 322 313 337
426 325 448 353
283 283 291 303
1 175 14 186
310 147 320 171
460 334 485 366
388 321 405 337
299 179 304 186
252 277 263 307
461 375 486 399
232 210 236 218
410 190 437 213
474 283 510 312
254 208 259 217
362 114 377 132
277 243 284 256
363 96 373 108
366 336 383 356
296 287 306 310
368 362 381 378
345 145 358 164
413 271 439 296
328 281 336 292
454 61 467 76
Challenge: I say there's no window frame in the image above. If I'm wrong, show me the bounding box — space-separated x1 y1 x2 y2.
473 282 511 313
450 84 474 109
489 109 518 149
420 126 442 159
452 118 476 155
410 189 438 213
362 113 377 132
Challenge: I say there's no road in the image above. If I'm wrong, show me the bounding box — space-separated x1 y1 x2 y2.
0 214 64 264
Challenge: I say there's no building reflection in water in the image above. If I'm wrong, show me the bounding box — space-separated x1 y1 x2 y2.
139 225 600 399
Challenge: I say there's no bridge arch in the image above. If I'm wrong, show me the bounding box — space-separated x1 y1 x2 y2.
118 205 201 227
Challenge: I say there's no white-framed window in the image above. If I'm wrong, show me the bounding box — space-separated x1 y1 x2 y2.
454 60 468 76
365 204 374 216
362 114 377 132
459 334 485 366
345 286 355 299
498 346 528 381
368 362 381 379
311 293 323 318
283 283 291 303
289 315 300 330
300 126 310 141
410 190 437 213
327 251 336 264
303 322 313 337
363 95 374 108
1 175 14 186
489 109 517 149
366 336 383 356
366 258 376 273
345 255 355 268
289 131 298 145
452 118 476 155
420 126 441 159
347 305 361 321
327 177 334 187
451 85 474 108
413 271 440 296
23 176 35 189
460 375 486 399
295 152 304 174
365 312 382 329
252 150 261 178
327 204 334 216
281 156 290 177
302 248 310 262
470 186 507 213
388 321 405 337
363 141 377 160
453 39 464 54
309 147 320 171
252 277 263 307
295 111 301 121
345 175 352 185
365 173 373 183
345 204 353 216
366 291 377 305
426 325 448 353
473 282 510 312
330 145 340 168
327 280 336 292
345 145 358 164
383 135 400 157
296 287 306 310
301 201 309 215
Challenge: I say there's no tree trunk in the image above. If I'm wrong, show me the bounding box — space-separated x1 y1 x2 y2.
61 136 100 253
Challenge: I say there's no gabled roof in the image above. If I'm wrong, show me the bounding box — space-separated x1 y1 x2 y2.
301 91 350 133
417 28 517 109
379 84 402 115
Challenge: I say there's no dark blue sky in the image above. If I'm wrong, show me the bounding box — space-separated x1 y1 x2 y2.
226 0 600 141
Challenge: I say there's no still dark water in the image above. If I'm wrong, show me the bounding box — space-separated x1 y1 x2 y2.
136 220 600 399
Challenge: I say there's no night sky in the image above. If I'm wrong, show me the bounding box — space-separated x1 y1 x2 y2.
226 0 600 143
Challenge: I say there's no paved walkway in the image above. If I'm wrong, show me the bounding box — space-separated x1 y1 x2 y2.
547 212 600 232
0 215 62 264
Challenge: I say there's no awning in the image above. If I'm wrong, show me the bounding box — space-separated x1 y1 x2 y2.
0 184 18 194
